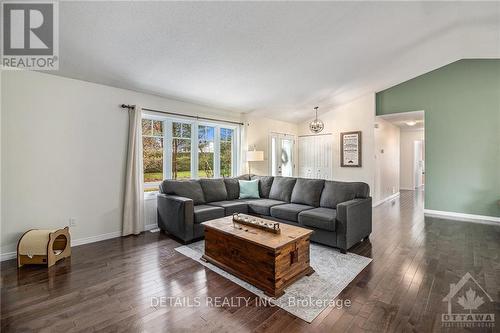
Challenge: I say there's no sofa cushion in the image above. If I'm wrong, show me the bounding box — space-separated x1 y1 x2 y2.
298 207 336 232
245 199 286 216
239 180 260 199
160 180 205 205
224 178 240 200
208 200 248 216
200 178 228 203
320 181 370 209
193 205 225 224
268 177 297 202
291 178 325 207
270 203 314 222
250 175 274 198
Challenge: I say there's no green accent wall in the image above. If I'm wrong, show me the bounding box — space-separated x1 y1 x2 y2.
376 59 500 217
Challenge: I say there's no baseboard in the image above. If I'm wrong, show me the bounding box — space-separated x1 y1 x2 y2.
372 192 400 207
0 223 158 262
1 252 16 262
145 223 157 231
399 187 415 191
70 230 121 247
424 209 500 225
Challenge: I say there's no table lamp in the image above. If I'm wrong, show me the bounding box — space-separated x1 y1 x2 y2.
246 147 264 175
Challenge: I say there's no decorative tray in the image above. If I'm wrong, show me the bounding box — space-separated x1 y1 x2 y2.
232 213 281 234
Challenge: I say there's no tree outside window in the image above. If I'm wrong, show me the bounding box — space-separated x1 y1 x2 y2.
142 117 238 191
198 125 215 178
220 128 234 177
172 122 191 180
142 119 163 188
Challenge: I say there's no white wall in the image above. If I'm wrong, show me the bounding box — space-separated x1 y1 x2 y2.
243 114 298 176
400 129 424 190
298 93 376 198
0 70 3 250
374 118 400 204
1 70 241 257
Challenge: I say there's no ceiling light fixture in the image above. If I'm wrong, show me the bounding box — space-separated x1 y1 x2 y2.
405 121 417 126
309 106 324 133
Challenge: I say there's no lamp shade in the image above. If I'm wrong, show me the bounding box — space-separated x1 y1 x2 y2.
246 150 264 162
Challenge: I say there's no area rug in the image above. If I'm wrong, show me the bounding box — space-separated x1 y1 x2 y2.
175 241 371 322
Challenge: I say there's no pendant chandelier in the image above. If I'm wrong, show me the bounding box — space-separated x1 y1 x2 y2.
309 106 324 133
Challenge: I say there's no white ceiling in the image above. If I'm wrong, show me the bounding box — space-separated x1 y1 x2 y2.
55 1 500 123
378 111 425 130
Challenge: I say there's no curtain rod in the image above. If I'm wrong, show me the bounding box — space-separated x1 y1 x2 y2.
120 104 244 126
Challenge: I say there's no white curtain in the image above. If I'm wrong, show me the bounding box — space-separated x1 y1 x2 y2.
122 105 144 236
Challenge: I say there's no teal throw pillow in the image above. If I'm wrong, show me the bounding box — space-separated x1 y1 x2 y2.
239 179 260 199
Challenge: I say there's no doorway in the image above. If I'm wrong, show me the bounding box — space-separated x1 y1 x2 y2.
414 140 425 188
269 133 295 177
375 110 425 205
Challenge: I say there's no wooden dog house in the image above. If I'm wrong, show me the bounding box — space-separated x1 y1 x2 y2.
17 227 71 268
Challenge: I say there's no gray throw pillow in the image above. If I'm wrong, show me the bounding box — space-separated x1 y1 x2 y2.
268 177 297 202
250 175 274 198
291 178 325 207
224 178 240 200
200 178 228 203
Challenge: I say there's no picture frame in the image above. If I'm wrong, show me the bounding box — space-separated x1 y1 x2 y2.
341 131 362 167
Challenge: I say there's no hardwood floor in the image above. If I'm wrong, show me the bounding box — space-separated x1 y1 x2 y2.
1 190 499 332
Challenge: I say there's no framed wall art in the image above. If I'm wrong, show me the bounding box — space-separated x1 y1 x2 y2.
341 131 362 167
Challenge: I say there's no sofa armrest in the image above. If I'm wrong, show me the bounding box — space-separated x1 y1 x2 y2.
157 194 194 242
336 197 372 251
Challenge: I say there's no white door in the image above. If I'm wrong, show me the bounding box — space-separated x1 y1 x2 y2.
298 134 333 180
270 133 295 177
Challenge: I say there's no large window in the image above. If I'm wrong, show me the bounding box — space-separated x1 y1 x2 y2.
220 128 234 177
142 119 164 186
198 125 215 178
172 122 191 180
142 115 239 192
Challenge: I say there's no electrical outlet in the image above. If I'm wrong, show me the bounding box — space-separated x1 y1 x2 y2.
69 218 77 227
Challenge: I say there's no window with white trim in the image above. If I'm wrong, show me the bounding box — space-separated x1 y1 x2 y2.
142 115 240 192
142 119 164 191
220 128 234 177
172 121 192 180
198 125 215 178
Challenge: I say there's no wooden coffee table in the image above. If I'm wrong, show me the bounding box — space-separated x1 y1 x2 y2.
201 216 314 297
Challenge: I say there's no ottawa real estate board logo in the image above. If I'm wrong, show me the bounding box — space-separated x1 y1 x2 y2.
442 272 495 328
1 1 59 70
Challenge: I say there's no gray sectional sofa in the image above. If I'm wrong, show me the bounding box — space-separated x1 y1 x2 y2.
157 175 372 253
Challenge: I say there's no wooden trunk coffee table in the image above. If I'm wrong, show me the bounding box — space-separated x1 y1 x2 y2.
201 216 314 297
